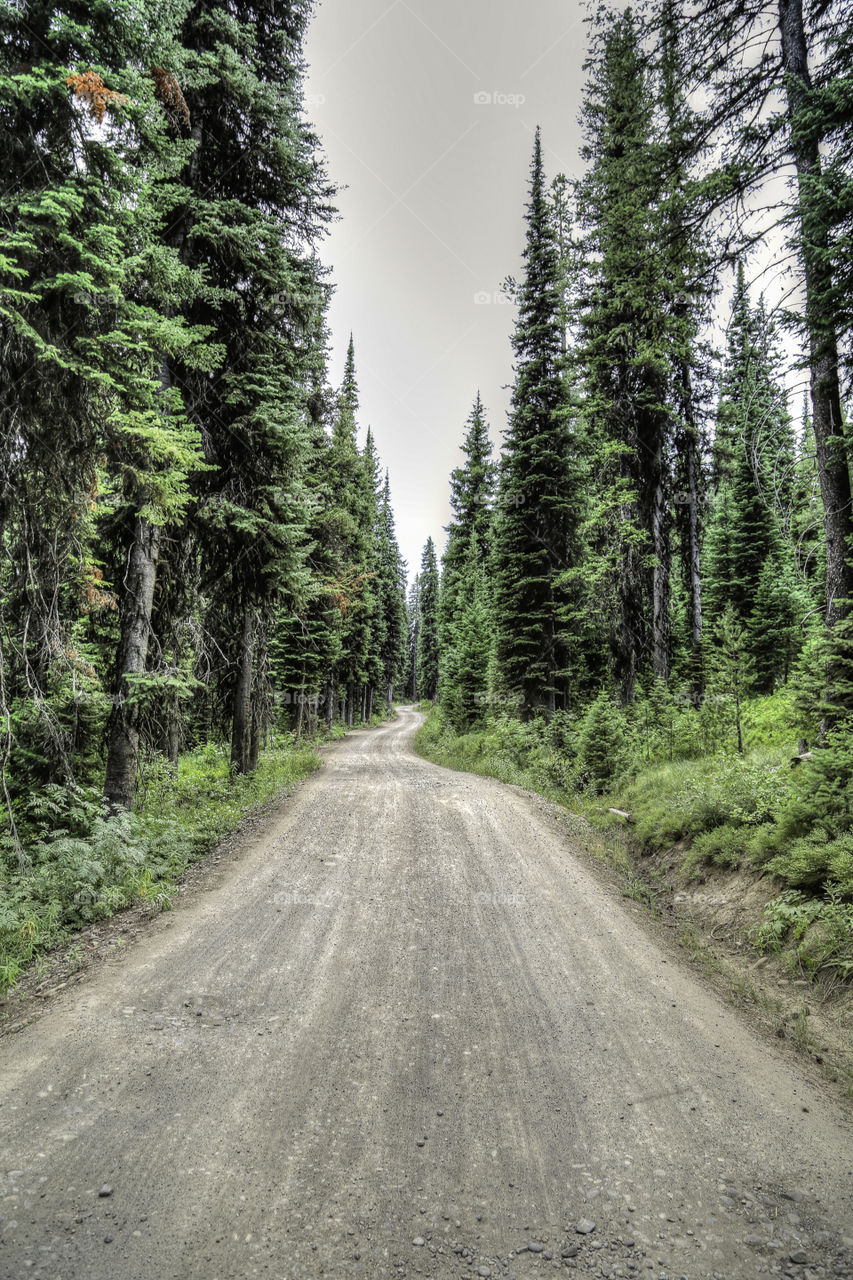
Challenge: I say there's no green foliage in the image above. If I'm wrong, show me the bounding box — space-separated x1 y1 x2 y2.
0 736 320 989
763 830 853 896
683 823 750 876
575 692 630 792
491 129 587 711
754 889 853 984
415 538 440 702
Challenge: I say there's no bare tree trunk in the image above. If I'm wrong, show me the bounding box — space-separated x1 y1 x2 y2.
779 0 853 628
386 679 394 710
230 606 254 775
650 463 670 681
683 420 704 693
248 703 260 772
104 516 162 810
165 710 180 771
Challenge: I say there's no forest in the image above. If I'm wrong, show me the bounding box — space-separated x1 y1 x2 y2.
407 2 853 976
0 0 409 983
1 0 852 986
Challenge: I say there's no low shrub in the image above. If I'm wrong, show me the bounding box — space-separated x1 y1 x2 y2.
0 736 321 990
683 823 750 876
753 888 853 983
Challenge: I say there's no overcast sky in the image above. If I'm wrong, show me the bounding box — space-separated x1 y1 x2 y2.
304 0 593 580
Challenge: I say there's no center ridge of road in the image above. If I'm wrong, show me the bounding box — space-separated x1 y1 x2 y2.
1 706 852 1279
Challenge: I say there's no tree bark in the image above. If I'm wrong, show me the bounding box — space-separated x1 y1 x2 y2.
230 605 254 775
324 678 335 731
778 0 853 627
248 703 260 772
104 516 162 810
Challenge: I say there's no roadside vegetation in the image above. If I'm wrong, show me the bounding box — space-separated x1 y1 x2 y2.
415 690 853 988
0 735 324 991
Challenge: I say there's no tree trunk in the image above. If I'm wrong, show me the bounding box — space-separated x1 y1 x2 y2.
165 709 180 771
386 679 394 710
324 678 334 730
685 427 703 690
230 605 254 775
675 361 704 696
650 462 670 681
778 0 853 627
248 703 261 772
104 516 162 810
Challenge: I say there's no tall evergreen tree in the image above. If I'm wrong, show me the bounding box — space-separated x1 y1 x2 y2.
438 393 496 713
578 10 673 696
704 273 805 690
415 539 440 702
491 129 587 716
161 0 334 775
660 0 853 634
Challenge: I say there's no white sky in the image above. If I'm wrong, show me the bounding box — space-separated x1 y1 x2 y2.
304 0 592 579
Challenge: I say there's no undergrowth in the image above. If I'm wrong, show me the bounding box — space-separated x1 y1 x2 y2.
0 737 320 992
414 697 853 985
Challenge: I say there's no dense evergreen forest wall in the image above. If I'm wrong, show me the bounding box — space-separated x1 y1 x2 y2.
0 0 409 833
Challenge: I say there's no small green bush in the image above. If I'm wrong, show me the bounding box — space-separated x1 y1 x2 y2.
576 693 631 792
765 831 853 896
753 888 853 982
684 823 749 875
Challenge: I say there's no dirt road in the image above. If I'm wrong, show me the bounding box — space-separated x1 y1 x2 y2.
1 707 851 1280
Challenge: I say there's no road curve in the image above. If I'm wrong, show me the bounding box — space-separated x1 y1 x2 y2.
1 707 851 1280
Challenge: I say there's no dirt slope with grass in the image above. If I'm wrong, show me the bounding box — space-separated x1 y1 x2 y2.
1 706 852 1280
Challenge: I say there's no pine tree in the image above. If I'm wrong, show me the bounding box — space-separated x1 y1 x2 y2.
659 0 713 696
491 129 587 716
442 549 492 731
0 0 208 807
706 605 756 753
438 394 496 713
704 272 804 691
404 575 421 701
374 472 408 712
159 0 334 774
661 0 853 633
416 539 440 702
578 10 674 695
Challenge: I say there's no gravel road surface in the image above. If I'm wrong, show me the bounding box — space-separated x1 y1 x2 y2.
1 707 851 1280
